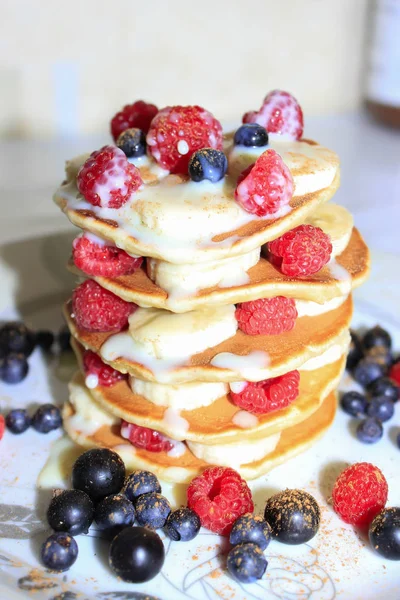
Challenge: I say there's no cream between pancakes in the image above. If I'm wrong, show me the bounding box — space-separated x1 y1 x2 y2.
130 378 228 410
69 373 119 435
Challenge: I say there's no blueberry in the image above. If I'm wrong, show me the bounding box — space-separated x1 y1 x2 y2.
72 448 126 502
346 330 363 371
340 391 367 417
353 357 384 387
58 326 72 352
1 353 29 384
368 377 399 402
366 345 393 370
135 492 170 529
0 321 35 357
5 409 31 434
356 417 383 443
123 470 161 502
363 325 392 351
264 489 320 545
188 148 228 183
229 513 272 550
369 507 400 560
47 489 94 536
234 124 269 148
109 526 164 583
397 431 400 450
164 507 200 542
94 493 135 538
35 330 55 353
227 543 267 583
32 404 62 433
117 128 146 158
41 532 78 572
366 396 395 422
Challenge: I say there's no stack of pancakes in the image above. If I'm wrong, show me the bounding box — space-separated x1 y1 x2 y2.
54 132 370 483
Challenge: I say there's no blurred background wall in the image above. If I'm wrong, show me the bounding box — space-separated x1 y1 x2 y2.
0 0 368 138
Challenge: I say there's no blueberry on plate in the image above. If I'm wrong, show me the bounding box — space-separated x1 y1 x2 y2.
109 526 165 583
41 532 78 572
47 489 94 536
363 325 392 351
188 148 228 183
135 492 171 529
264 489 320 545
94 493 135 538
366 396 395 422
117 128 146 158
0 321 35 357
35 330 55 353
1 353 29 384
346 330 364 371
369 507 400 560
5 408 31 434
234 123 269 148
164 507 201 542
353 357 384 387
32 404 62 433
366 345 393 370
229 513 272 550
356 417 383 444
72 448 126 502
227 543 267 583
340 391 367 417
58 326 72 352
368 377 399 402
123 470 161 503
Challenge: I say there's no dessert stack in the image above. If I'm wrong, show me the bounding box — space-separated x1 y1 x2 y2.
54 92 370 483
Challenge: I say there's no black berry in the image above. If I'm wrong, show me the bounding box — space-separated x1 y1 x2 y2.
234 123 269 148
229 512 272 550
188 148 228 183
369 507 400 560
135 492 170 529
227 543 267 583
366 345 393 370
340 391 367 417
35 330 55 353
356 417 383 444
164 507 201 542
5 408 31 434
346 330 363 371
117 128 146 158
109 526 164 583
264 489 320 545
0 321 35 357
1 353 29 384
366 396 395 422
32 404 62 433
58 326 72 352
47 489 94 536
353 357 384 387
72 448 125 501
368 377 399 402
94 493 135 537
41 532 78 572
363 326 392 351
123 470 161 502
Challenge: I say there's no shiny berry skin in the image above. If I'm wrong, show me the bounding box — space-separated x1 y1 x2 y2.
72 235 143 278
123 470 161 503
117 128 146 158
147 105 223 174
164 507 201 542
47 489 94 536
41 532 78 572
235 149 293 217
1 353 29 384
227 543 267 583
236 296 297 336
368 377 399 402
58 326 72 352
32 404 62 433
109 526 164 583
72 280 136 332
264 489 320 544
340 391 367 417
353 357 385 387
267 224 332 277
188 148 228 183
120 420 175 453
243 90 304 140
230 370 300 415
72 448 126 502
135 492 171 529
111 101 158 141
0 321 35 357
356 417 384 444
83 350 126 387
366 396 395 422
35 330 54 353
77 145 142 209
346 330 364 371
94 493 135 538
5 408 31 434
363 326 392 351
234 124 269 147
369 508 400 560
229 513 272 550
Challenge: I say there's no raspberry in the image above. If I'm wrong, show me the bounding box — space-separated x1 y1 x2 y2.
72 235 143 278
111 100 158 141
236 296 297 336
77 145 142 209
121 420 175 453
267 224 332 277
389 362 400 387
235 149 293 217
332 462 388 528
187 466 254 536
0 415 4 440
230 371 300 415
83 350 126 387
72 280 136 332
243 90 304 140
146 105 223 174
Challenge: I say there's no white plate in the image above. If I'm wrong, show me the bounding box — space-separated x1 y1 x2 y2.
0 233 399 600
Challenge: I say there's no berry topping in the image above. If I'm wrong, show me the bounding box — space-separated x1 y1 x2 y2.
236 296 297 336
369 507 400 560
346 330 364 371
146 105 223 174
235 149 293 217
72 234 143 278
356 417 384 444
230 370 300 415
187 466 254 536
5 408 31 434
227 543 267 583
264 489 320 544
1 353 29 384
188 148 228 183
72 448 125 502
234 123 269 148
110 100 158 141
41 532 78 572
135 492 171 529
164 507 201 542
340 391 367 417
366 396 395 422
0 321 35 356
32 404 62 433
389 361 400 386
268 224 332 277
243 90 304 140
117 128 147 158
229 513 272 550
47 489 94 536
363 325 392 351
72 280 136 332
123 470 161 502
353 357 385 387
109 527 165 583
332 462 388 528
94 493 135 538
77 145 142 209
83 350 126 387
121 420 175 453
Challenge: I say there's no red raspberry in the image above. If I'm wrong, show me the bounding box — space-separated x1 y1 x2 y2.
187 466 254 535
230 370 300 415
332 463 388 528
72 280 136 332
111 100 158 141
235 149 293 217
267 224 332 277
236 296 297 336
243 90 304 140
77 145 142 209
389 362 400 386
83 350 126 387
72 235 143 278
0 415 4 440
146 105 223 174
121 420 175 453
